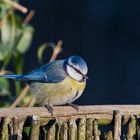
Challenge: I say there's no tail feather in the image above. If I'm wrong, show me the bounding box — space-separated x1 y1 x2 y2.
0 74 22 80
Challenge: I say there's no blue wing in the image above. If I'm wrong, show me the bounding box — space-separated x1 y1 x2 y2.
0 60 67 83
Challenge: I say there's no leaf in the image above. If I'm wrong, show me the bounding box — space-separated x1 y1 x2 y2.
0 78 10 96
1 13 18 56
0 3 11 20
23 127 31 137
37 43 48 64
13 53 24 95
13 52 24 74
1 16 11 46
0 44 7 60
16 25 34 53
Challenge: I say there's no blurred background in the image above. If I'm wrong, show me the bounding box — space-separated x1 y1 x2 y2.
1 0 140 106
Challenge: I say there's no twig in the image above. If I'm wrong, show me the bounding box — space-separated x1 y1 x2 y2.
23 10 35 24
114 110 121 140
93 120 100 140
86 118 93 139
60 122 68 140
0 70 12 75
78 118 86 140
28 96 36 107
1 117 11 140
12 117 26 140
10 85 30 108
127 115 136 140
30 115 40 140
50 40 63 62
3 0 28 13
68 119 77 140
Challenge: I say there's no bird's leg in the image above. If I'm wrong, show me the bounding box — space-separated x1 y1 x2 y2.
67 103 79 112
44 104 54 116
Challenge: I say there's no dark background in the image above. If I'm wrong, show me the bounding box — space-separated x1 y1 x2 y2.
20 0 140 105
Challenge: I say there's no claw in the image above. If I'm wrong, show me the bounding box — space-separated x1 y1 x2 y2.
67 103 79 112
44 104 54 116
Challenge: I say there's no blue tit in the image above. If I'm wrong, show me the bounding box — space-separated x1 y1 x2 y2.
0 55 88 114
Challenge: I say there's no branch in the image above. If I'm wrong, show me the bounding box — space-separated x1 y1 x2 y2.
50 40 63 62
23 10 35 24
10 85 30 108
3 0 28 13
1 105 140 123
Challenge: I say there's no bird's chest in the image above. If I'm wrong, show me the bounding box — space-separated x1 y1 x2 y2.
30 77 86 105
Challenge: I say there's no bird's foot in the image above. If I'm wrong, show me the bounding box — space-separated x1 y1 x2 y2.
44 104 54 116
67 103 79 112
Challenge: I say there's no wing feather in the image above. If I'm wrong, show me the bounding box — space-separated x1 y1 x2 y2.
19 60 67 83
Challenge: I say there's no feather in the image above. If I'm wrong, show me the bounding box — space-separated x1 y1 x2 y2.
0 60 67 83
0 74 21 80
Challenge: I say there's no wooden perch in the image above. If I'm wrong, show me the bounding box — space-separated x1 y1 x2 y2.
0 105 140 121
0 105 140 139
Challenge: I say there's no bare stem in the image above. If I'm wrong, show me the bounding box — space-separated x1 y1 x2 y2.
0 70 12 75
10 85 30 108
50 40 63 62
3 0 28 13
23 10 35 24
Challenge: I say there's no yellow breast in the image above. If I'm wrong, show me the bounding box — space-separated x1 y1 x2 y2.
62 76 86 91
30 76 86 106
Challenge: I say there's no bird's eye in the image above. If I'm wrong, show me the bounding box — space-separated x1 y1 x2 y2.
67 64 83 76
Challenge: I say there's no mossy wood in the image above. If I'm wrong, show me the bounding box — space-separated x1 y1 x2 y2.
0 105 139 139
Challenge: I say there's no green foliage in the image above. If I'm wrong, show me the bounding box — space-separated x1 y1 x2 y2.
37 43 56 65
37 43 48 65
0 0 62 107
0 1 34 106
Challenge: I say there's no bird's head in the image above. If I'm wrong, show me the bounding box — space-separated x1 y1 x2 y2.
65 55 88 82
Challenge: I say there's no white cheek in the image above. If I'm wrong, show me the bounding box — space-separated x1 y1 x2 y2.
66 65 83 81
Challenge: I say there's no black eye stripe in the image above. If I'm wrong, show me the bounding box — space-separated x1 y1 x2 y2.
67 64 83 75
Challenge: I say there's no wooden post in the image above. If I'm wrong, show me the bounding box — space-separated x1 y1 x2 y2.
114 110 121 140
68 119 77 140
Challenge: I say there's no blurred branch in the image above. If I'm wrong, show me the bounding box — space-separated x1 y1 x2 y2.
28 96 36 107
3 0 28 13
10 85 30 108
0 70 12 75
23 10 35 24
50 40 63 62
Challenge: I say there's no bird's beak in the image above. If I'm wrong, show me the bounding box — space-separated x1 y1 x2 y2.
83 75 89 80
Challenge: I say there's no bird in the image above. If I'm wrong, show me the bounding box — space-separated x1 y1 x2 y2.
0 55 88 114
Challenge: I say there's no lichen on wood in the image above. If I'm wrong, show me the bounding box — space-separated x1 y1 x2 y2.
77 118 86 140
1 117 11 140
114 110 121 140
127 115 136 140
12 117 26 140
68 119 77 140
93 120 100 140
60 122 68 140
47 122 56 140
30 115 40 140
104 130 113 140
86 118 93 140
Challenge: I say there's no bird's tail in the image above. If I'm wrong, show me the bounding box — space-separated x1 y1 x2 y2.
0 74 22 80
